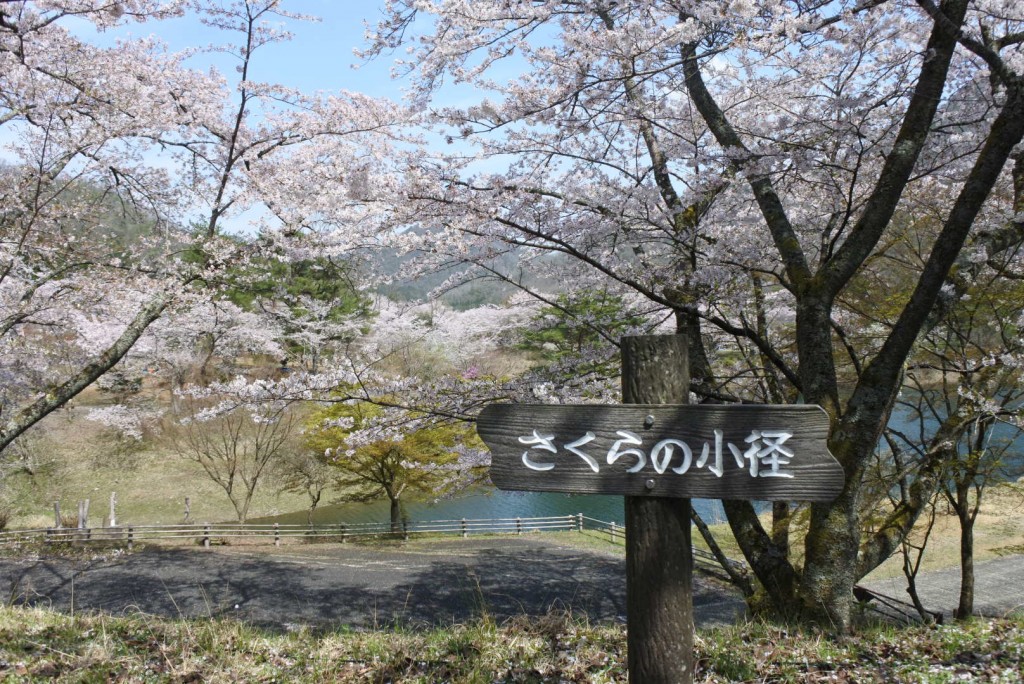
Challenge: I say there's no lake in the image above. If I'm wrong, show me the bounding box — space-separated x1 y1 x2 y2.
257 490 732 527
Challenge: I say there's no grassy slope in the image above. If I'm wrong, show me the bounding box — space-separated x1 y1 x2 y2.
5 388 340 529
0 604 1020 682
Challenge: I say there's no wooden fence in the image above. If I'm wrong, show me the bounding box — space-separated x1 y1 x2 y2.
0 512 748 578
0 514 582 548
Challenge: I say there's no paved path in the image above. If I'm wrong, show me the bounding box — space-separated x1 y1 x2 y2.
861 555 1024 620
0 538 745 631
3 539 1020 630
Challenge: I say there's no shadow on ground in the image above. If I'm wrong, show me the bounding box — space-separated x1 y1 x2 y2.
0 538 746 631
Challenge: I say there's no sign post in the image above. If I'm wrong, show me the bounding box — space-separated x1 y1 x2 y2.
621 335 693 683
476 334 844 683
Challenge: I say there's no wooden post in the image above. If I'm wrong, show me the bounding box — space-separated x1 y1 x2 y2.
622 334 693 684
109 492 117 528
274 523 280 547
127 526 134 550
461 518 467 538
577 512 584 532
610 521 617 543
203 523 211 548
53 500 61 528
516 517 522 535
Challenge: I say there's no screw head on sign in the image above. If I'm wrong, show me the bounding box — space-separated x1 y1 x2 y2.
644 415 655 428
645 479 656 490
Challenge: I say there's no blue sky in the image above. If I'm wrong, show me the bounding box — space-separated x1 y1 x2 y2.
82 1 410 99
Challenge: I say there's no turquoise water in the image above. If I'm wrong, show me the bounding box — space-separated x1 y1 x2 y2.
255 489 729 526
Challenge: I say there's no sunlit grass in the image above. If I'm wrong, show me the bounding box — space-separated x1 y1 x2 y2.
1 605 1021 682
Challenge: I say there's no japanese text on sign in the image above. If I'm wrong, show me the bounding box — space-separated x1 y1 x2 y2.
518 428 796 478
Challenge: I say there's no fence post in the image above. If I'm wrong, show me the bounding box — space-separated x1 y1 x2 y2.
340 523 347 543
274 523 280 547
203 523 211 548
516 517 522 535
610 521 617 543
402 520 409 541
577 512 583 532
53 500 61 528
127 526 134 550
461 518 467 538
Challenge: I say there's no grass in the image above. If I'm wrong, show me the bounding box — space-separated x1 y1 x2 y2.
0 605 1021 682
4 395 342 529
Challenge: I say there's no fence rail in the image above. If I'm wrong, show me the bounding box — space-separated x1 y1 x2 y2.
0 514 582 547
0 512 747 578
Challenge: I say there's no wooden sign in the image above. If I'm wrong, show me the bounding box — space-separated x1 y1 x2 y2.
478 403 843 501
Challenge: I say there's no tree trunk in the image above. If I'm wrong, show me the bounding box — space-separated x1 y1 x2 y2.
390 495 401 533
307 491 321 527
956 490 976 620
771 501 791 552
725 499 801 612
799 486 862 632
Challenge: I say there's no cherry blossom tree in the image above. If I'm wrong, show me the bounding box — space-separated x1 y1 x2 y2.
0 0 402 456
358 0 1024 630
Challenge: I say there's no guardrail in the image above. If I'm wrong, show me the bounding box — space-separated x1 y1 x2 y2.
0 512 747 578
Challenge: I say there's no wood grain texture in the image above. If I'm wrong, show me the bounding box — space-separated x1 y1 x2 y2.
621 335 693 684
478 403 843 502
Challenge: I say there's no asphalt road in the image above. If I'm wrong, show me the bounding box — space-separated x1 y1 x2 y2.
3 538 1021 630
0 538 746 631
860 554 1024 620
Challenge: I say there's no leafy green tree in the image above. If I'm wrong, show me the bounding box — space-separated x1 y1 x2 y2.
307 401 483 531
522 291 645 357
